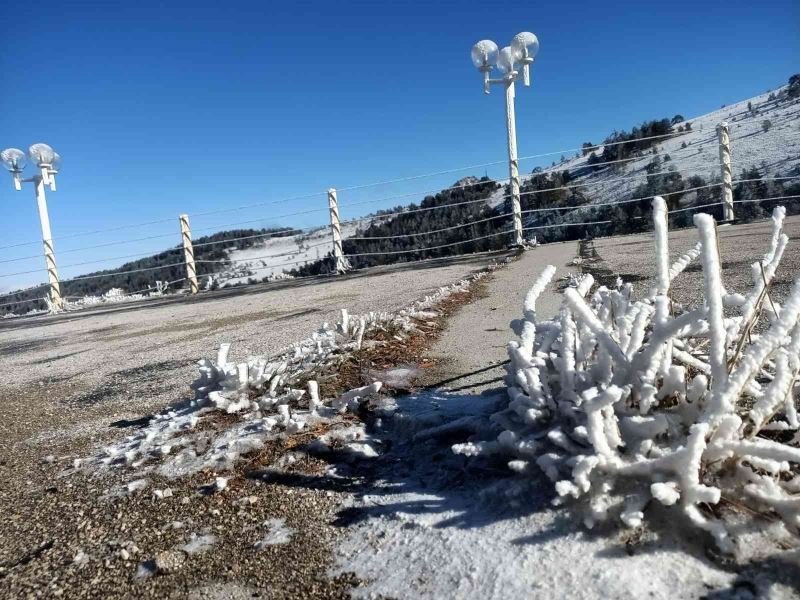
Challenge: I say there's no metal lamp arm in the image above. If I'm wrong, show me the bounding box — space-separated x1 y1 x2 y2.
485 72 519 94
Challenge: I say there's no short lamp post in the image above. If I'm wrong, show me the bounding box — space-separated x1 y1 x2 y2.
1 144 64 311
471 32 539 247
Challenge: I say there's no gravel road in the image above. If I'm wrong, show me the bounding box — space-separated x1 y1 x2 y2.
417 213 800 398
588 214 800 310
418 240 580 394
0 252 508 599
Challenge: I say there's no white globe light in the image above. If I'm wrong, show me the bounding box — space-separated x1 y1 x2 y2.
1 148 27 172
511 31 539 61
496 46 516 74
471 40 499 69
29 143 56 167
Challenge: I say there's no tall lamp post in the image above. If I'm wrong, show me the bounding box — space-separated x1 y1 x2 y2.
471 32 539 247
1 143 64 311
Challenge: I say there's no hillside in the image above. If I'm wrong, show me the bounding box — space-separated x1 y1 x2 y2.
292 177 502 275
298 76 800 271
214 217 388 287
512 81 800 237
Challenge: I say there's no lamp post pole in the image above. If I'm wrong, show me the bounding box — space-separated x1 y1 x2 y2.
2 144 64 311
471 33 539 249
33 172 63 310
504 78 523 246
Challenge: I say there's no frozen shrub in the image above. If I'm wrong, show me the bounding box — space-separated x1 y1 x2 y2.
455 199 800 552
79 268 504 480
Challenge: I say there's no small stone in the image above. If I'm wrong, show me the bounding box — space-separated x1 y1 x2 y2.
126 479 148 494
154 550 185 574
119 549 130 561
153 488 173 500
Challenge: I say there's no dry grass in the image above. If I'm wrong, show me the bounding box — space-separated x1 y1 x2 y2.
213 275 494 483
318 278 490 398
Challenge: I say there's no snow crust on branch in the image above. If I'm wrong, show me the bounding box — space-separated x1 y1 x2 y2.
454 201 800 552
78 265 504 483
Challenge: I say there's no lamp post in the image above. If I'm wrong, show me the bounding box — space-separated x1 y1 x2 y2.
1 143 64 311
471 32 539 248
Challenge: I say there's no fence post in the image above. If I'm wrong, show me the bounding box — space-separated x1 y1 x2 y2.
179 214 199 294
716 122 734 221
327 188 348 274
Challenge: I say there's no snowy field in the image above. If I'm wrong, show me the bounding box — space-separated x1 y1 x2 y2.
217 217 389 286
566 89 800 204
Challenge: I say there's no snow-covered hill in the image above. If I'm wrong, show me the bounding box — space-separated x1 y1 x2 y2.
485 85 800 214
216 85 799 285
214 216 390 287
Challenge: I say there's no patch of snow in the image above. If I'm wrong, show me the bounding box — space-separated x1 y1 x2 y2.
181 533 217 555
219 216 392 286
73 549 89 566
253 518 295 548
331 389 742 600
126 479 148 494
366 365 423 390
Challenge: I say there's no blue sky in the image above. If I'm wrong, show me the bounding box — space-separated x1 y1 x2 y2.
1 0 797 291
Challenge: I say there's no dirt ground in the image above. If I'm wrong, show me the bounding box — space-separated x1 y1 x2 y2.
2 213 799 599
0 253 505 599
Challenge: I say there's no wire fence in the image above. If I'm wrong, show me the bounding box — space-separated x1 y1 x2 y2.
3 104 799 317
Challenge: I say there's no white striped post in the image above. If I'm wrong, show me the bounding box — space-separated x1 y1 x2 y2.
34 172 63 311
716 122 734 222
179 214 198 294
327 188 348 274
505 79 524 247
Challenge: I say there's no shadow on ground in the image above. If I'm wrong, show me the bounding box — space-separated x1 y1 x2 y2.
248 387 799 598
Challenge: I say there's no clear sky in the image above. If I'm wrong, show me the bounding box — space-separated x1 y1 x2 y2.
1 0 797 291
